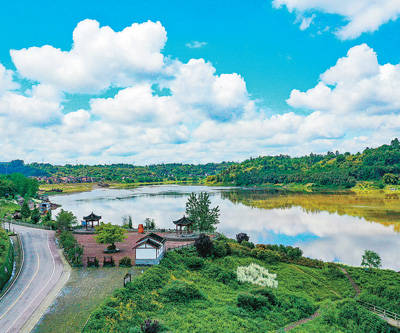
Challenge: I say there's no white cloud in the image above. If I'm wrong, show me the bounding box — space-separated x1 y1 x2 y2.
0 84 62 125
287 44 400 115
11 19 167 93
272 0 400 39
185 41 207 49
0 63 19 95
298 14 315 30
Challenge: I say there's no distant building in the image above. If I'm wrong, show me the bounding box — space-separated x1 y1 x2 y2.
133 233 166 265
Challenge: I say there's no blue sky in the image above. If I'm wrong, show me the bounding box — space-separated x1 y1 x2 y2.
1 0 400 164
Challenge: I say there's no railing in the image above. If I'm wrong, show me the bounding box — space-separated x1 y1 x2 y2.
357 300 400 322
10 220 51 230
167 242 195 252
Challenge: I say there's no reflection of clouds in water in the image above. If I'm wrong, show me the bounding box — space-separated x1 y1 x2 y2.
51 185 400 270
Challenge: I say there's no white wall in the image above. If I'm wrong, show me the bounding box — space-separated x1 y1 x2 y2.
136 248 157 259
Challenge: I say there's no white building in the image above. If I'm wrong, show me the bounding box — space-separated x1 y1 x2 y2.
133 233 166 265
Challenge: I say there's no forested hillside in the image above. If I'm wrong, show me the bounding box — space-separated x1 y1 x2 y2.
207 139 400 188
31 162 233 183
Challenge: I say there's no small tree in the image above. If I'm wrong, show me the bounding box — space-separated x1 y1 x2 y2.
21 200 31 220
186 192 220 232
56 210 77 231
128 215 133 229
144 218 155 230
382 173 399 185
95 223 127 251
194 233 214 257
361 250 381 270
141 319 160 333
236 233 249 244
31 208 41 224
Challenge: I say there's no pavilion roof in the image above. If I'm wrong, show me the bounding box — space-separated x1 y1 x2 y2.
133 233 166 249
173 216 193 226
83 212 102 221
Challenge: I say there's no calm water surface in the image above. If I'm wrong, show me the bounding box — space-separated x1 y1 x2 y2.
50 185 400 270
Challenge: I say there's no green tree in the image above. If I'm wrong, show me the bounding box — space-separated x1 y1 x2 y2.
95 223 127 251
31 208 41 224
361 250 381 270
55 210 77 230
382 173 399 185
185 192 220 232
21 200 31 220
144 218 155 230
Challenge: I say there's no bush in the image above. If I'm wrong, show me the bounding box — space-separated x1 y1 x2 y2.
184 256 204 270
251 248 280 264
58 231 83 266
241 241 255 249
236 233 249 244
194 234 214 257
161 280 204 303
212 240 229 258
252 288 278 306
141 319 160 333
237 293 270 311
119 256 132 267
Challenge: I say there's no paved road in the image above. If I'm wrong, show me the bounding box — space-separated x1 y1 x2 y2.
0 225 65 333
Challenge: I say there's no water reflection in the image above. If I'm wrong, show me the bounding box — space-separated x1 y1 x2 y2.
50 185 400 270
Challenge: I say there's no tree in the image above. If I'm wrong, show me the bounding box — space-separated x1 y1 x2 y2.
194 233 214 257
185 192 220 232
21 200 31 220
361 250 381 270
236 233 249 244
382 173 399 185
95 223 127 251
144 218 155 230
56 210 77 230
31 208 41 224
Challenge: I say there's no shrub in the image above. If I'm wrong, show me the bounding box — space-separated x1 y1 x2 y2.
236 233 249 244
161 280 204 302
252 288 278 306
184 256 204 270
119 256 132 267
213 240 229 258
237 263 278 288
237 293 269 311
141 319 160 333
194 234 214 257
241 241 255 249
58 231 83 266
250 248 280 264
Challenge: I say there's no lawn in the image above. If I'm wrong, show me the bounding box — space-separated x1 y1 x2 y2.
39 183 96 194
33 266 144 333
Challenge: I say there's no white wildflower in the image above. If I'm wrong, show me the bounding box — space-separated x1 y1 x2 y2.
236 263 278 288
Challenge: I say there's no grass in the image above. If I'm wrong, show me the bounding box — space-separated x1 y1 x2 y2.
0 199 19 218
33 267 143 333
83 245 361 333
39 183 96 194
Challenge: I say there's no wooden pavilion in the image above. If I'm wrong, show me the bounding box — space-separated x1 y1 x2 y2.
173 216 194 234
83 212 102 229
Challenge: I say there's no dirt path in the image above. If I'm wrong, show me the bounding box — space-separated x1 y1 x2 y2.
339 267 360 296
283 310 320 332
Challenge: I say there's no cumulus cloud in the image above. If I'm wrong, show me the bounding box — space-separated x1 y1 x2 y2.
11 19 167 93
287 44 400 115
272 0 400 39
185 41 207 49
0 64 19 95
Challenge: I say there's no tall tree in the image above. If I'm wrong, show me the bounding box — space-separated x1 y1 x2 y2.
31 208 41 224
185 192 220 232
21 200 31 220
56 210 77 230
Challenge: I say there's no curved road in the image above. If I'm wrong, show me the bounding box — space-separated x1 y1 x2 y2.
0 225 65 333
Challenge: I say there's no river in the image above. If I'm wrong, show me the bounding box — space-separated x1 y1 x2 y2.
50 185 400 270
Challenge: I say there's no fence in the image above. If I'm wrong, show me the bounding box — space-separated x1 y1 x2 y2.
167 242 195 252
10 220 51 230
357 300 400 322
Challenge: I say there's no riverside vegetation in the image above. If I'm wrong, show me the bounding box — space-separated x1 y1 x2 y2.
83 235 399 332
3 139 400 191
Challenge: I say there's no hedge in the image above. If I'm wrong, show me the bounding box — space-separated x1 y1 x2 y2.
0 229 14 291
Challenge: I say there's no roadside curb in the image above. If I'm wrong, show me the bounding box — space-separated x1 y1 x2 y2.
21 233 72 333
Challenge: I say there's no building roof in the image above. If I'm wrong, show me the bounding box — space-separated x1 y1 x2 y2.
173 216 193 226
83 212 102 221
133 233 166 249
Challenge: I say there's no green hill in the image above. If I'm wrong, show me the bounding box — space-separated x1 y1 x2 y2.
207 139 400 188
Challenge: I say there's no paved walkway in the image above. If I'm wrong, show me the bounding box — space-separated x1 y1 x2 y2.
0 225 67 333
